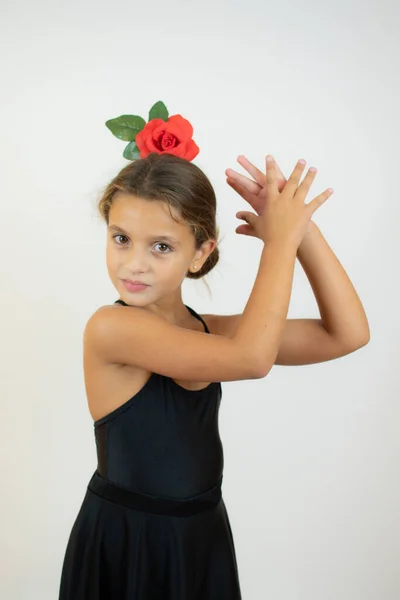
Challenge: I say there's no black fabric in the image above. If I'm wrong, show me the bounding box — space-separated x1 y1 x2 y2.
58 301 242 599
87 470 223 517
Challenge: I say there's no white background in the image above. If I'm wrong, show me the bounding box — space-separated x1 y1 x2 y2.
1 0 399 598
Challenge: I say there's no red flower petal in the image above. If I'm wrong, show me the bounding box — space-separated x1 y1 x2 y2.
165 145 186 158
136 119 164 151
134 114 199 161
161 133 177 150
183 139 200 161
139 146 151 158
164 114 194 140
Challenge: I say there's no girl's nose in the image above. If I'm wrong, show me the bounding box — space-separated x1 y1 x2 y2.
126 250 149 272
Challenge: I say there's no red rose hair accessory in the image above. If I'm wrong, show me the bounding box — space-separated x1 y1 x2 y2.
105 101 199 162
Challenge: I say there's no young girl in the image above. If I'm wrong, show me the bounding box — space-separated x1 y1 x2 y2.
58 144 370 599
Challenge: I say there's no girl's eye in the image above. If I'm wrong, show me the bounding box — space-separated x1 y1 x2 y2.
154 243 172 254
113 235 172 254
113 234 128 245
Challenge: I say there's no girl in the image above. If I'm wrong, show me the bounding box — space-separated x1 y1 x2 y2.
59 147 370 599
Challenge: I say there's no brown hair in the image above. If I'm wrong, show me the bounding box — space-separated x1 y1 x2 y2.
98 152 220 285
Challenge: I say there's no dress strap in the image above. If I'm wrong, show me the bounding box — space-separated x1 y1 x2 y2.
185 305 210 334
114 300 209 334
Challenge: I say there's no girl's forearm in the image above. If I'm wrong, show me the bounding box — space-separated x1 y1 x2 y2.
297 222 370 345
233 241 298 375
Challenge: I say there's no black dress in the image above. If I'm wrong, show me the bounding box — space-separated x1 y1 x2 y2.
58 301 242 599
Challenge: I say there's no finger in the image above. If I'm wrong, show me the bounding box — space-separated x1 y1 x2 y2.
307 188 334 214
236 211 257 227
226 177 253 198
283 159 307 198
236 154 287 192
235 224 253 236
273 160 286 184
294 167 318 202
226 178 258 210
265 155 279 197
237 155 266 188
225 169 262 195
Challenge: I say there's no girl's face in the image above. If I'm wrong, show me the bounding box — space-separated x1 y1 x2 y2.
106 193 211 306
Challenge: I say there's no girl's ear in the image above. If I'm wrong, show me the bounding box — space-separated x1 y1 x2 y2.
194 239 216 266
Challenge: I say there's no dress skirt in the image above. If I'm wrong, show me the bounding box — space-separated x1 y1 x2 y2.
59 471 242 599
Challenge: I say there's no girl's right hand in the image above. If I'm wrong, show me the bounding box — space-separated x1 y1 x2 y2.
236 156 333 249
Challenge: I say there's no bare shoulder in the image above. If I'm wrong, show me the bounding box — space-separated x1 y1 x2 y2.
82 304 143 422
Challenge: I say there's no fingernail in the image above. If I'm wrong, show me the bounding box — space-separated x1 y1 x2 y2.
266 155 274 162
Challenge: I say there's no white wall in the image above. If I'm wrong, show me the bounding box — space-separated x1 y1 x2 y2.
1 0 398 598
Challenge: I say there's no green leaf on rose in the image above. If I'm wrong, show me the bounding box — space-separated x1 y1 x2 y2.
149 101 169 122
105 115 146 141
123 141 141 160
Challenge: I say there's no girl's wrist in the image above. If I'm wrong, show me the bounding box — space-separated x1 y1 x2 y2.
301 220 318 241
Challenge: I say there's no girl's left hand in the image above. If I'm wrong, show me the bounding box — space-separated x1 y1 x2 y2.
226 154 312 237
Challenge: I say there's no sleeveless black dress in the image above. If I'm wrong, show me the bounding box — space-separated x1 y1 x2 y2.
58 301 242 599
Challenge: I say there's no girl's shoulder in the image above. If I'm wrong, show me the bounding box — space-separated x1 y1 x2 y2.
83 305 261 384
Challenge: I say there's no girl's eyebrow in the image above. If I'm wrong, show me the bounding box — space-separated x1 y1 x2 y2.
108 224 181 244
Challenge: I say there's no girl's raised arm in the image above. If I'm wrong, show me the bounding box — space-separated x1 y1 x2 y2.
86 157 332 383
